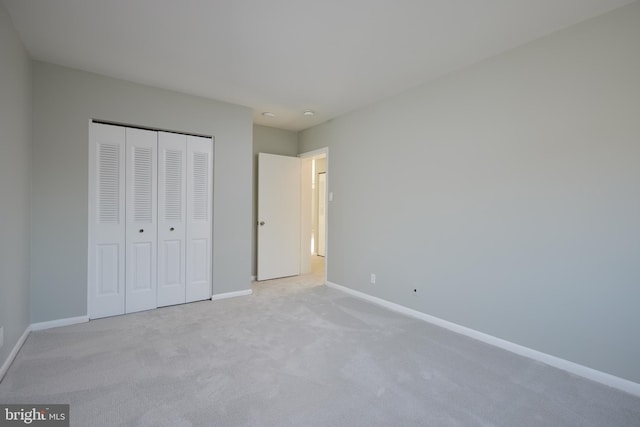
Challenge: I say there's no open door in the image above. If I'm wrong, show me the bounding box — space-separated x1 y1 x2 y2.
257 153 301 280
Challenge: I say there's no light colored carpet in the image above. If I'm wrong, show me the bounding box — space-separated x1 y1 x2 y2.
1 258 639 426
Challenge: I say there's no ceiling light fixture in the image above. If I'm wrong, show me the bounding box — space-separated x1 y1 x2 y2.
303 110 315 116
262 112 275 117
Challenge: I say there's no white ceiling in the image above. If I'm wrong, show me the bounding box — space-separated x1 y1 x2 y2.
3 0 634 131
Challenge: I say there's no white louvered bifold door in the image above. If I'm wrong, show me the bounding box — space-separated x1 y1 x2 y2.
125 128 158 313
157 132 187 307
186 136 213 302
89 124 126 319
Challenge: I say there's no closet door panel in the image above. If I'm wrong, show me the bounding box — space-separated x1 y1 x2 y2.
186 136 213 302
125 128 158 313
157 132 187 307
89 123 126 318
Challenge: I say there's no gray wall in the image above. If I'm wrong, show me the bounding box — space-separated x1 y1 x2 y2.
32 62 253 322
0 5 31 367
300 3 640 383
252 125 299 276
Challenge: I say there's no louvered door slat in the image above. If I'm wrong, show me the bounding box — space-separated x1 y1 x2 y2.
98 143 121 224
165 150 183 222
133 147 153 223
192 152 209 222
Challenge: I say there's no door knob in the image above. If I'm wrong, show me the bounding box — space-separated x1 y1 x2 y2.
259 221 265 226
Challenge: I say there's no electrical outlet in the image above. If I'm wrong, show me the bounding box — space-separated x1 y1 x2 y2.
0 326 3 349
370 274 376 284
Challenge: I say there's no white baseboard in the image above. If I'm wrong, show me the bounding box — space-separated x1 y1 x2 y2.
30 316 89 331
211 289 253 301
325 281 640 397
0 326 30 382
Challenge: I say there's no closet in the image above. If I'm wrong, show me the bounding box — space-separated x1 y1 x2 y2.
88 122 213 319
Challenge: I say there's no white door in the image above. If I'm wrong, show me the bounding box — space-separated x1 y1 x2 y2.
125 128 158 313
300 157 312 274
157 132 187 307
89 123 126 319
186 135 213 302
317 172 327 257
257 153 301 281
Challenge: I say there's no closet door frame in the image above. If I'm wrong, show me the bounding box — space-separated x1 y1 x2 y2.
88 121 214 319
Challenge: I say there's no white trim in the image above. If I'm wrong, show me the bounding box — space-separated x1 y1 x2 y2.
30 316 89 332
0 326 30 382
325 281 640 398
298 147 328 159
3 316 89 381
87 119 93 320
211 289 253 301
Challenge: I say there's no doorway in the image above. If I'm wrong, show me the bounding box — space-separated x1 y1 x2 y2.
256 148 328 282
317 172 326 257
300 148 328 282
